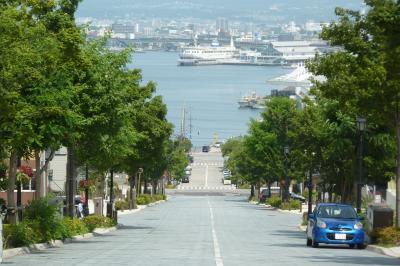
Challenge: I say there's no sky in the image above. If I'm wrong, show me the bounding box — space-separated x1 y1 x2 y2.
76 0 365 23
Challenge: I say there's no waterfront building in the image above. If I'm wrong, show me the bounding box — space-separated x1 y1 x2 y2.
260 40 328 64
216 17 229 33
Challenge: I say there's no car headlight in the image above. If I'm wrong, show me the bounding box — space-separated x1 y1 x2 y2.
354 222 363 230
316 220 327 229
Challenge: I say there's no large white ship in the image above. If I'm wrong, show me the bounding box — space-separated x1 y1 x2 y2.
178 38 237 66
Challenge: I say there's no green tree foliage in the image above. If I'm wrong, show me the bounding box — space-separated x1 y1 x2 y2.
307 0 400 225
0 1 177 221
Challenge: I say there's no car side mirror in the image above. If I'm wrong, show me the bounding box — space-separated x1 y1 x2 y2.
308 213 314 219
357 215 364 221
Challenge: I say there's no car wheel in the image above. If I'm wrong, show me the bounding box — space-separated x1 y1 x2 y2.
349 244 355 249
312 238 319 248
306 238 312 246
357 244 366 249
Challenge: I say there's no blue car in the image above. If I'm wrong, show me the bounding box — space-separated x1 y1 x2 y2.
306 203 366 249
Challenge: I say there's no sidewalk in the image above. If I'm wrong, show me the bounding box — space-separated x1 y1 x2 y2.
3 199 167 260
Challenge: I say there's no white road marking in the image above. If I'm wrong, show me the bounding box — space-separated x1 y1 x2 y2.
205 164 209 187
208 199 224 266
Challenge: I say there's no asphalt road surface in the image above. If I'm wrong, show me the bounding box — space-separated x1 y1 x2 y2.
5 150 400 265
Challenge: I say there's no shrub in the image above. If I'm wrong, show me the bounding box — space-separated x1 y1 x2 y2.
83 215 115 232
165 184 176 189
24 197 64 241
280 200 301 210
267 196 282 208
136 194 152 205
115 200 129 211
3 222 41 248
153 194 166 201
375 227 400 247
61 218 89 238
239 184 251 189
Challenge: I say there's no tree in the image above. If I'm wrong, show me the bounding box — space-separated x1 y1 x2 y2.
0 1 83 222
307 0 400 226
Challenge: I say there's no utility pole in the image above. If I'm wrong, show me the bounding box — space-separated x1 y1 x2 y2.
189 110 192 140
180 103 186 139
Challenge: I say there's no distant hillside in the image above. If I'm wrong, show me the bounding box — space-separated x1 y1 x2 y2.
76 0 365 23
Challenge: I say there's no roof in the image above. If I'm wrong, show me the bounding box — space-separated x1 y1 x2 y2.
274 46 319 54
267 65 326 87
271 41 315 47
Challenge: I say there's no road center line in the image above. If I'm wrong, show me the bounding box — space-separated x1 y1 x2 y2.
208 199 223 266
205 164 209 187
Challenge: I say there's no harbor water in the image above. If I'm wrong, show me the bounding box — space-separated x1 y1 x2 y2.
129 51 291 147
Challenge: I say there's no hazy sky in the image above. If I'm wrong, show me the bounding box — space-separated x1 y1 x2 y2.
76 0 365 23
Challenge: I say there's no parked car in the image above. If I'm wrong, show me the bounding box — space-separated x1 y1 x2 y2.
259 189 271 203
182 175 190 183
290 192 306 202
259 187 281 202
202 145 209 152
306 203 366 249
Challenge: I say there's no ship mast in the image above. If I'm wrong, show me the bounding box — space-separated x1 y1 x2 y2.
180 103 187 140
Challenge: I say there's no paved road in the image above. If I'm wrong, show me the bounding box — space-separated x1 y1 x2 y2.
5 196 399 266
5 150 400 265
175 148 236 193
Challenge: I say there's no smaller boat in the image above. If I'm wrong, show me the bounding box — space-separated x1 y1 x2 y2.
238 92 263 108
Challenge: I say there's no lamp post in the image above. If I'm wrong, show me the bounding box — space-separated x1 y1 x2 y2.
284 146 290 202
356 117 366 213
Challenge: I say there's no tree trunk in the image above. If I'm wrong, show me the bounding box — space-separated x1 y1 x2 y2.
250 184 255 198
396 117 400 227
7 151 18 224
255 181 260 200
34 150 55 199
66 146 77 218
144 178 148 194
34 151 41 199
137 172 141 195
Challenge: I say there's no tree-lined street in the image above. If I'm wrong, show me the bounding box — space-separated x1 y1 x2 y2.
5 195 399 265
5 151 400 265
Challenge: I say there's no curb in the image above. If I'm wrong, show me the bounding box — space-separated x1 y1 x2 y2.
367 245 400 259
117 199 166 216
3 226 118 260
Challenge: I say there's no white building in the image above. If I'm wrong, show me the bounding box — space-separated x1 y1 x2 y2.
48 147 68 193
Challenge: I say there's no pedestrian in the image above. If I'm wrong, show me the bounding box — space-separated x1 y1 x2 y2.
77 200 84 220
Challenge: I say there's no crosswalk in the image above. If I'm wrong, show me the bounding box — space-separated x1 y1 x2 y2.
177 186 236 190
191 162 224 167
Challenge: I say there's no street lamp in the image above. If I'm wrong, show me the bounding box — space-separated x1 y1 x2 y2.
356 117 366 213
284 146 290 202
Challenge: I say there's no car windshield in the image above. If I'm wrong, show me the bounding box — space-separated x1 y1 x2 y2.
317 205 357 219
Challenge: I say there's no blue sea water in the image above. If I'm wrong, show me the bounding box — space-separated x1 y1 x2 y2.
129 51 290 147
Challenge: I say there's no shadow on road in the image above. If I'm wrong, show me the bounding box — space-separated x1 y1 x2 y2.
271 229 305 240
223 198 248 203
